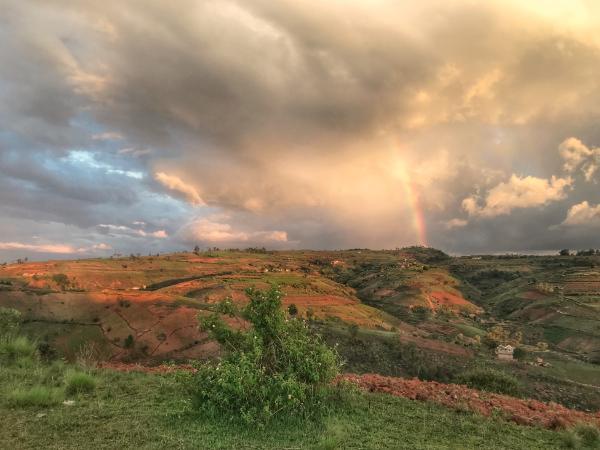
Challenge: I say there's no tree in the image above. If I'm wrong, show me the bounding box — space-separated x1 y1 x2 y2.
193 245 200 254
559 249 570 256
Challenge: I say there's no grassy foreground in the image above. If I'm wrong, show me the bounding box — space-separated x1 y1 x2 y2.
0 364 572 450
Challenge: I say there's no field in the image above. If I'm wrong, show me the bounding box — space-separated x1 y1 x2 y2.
0 364 576 450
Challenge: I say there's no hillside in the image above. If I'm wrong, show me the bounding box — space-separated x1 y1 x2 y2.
1 248 599 413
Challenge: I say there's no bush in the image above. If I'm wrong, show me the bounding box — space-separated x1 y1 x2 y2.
52 273 69 289
7 386 62 408
513 347 528 361
124 334 135 349
0 335 38 365
65 370 96 396
456 368 520 396
287 303 298 317
0 307 21 336
185 286 341 425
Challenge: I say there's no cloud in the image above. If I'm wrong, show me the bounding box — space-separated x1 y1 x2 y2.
560 201 600 226
154 172 204 206
92 132 123 141
0 242 77 254
444 218 468 229
463 175 572 218
179 217 288 245
2 1 600 256
559 137 600 182
97 223 168 238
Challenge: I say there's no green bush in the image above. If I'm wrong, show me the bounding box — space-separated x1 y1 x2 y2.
0 335 38 365
456 368 520 396
513 347 528 360
0 307 22 336
6 386 62 408
65 370 96 396
185 285 341 425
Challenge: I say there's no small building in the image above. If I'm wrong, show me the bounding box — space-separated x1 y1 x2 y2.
495 344 514 361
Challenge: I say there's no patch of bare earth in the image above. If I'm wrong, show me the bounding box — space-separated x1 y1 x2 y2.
339 374 600 430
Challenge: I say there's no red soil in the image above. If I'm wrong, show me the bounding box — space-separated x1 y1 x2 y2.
521 290 547 300
340 374 600 430
428 291 479 312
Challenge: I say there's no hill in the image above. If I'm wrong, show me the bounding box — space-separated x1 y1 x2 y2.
1 248 599 413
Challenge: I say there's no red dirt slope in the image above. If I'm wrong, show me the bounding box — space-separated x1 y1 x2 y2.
340 374 600 430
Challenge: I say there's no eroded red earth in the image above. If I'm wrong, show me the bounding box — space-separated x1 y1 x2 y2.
340 373 600 430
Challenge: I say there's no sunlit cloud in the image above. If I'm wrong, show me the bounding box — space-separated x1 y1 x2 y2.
560 201 600 227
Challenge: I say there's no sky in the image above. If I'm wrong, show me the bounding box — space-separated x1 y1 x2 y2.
1 0 600 260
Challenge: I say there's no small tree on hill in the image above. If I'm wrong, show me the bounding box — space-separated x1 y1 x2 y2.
559 249 570 256
186 286 341 425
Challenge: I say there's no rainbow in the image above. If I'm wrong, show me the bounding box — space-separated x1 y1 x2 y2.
393 157 428 247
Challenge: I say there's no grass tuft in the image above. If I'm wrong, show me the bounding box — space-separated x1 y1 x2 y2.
65 370 96 396
0 335 38 365
6 386 62 408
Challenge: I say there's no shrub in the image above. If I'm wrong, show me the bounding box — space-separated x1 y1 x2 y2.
65 370 96 396
456 368 520 396
513 347 528 361
7 386 62 408
287 303 298 317
124 334 135 349
0 307 22 336
0 335 38 365
52 273 69 289
186 286 341 425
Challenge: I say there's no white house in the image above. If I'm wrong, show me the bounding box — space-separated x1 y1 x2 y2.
495 344 514 361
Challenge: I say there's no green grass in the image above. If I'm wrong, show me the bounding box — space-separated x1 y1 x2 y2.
0 363 573 449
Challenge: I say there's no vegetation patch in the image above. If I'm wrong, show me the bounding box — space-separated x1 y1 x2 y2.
65 370 96 396
183 286 342 425
6 386 63 408
456 368 521 396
